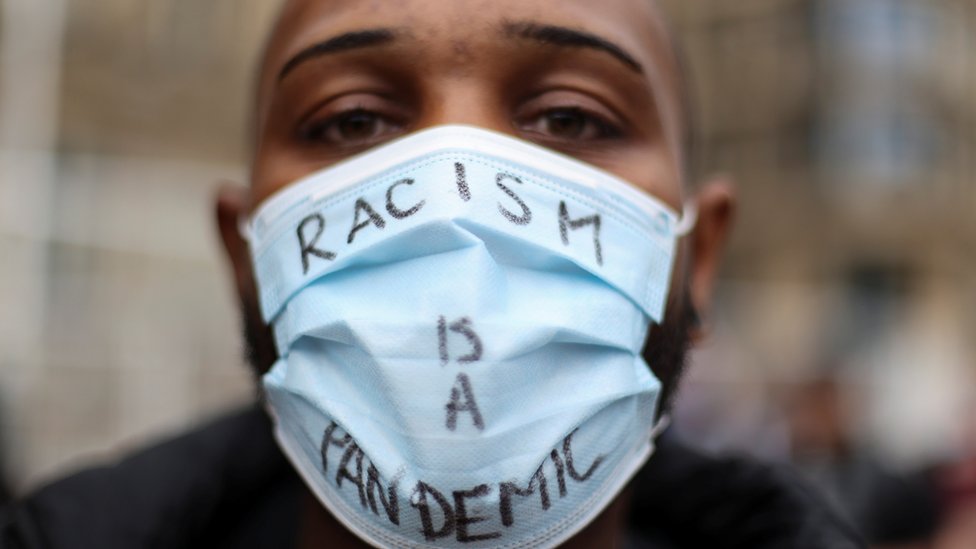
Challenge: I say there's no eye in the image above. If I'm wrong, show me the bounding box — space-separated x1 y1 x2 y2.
300 108 403 147
514 88 630 147
517 106 622 142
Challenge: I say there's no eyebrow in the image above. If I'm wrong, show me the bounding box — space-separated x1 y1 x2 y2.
504 22 644 75
278 28 398 81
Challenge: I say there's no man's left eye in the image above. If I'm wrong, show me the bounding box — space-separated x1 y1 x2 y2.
300 108 402 147
518 107 621 141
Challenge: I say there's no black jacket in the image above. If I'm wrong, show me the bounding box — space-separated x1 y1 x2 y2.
0 407 864 548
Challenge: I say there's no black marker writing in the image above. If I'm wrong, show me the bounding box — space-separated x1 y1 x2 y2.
438 316 483 365
563 428 604 482
445 373 485 432
321 420 352 474
454 484 501 542
336 441 368 508
499 464 550 527
297 213 337 274
558 201 603 266
455 162 471 202
495 173 532 226
438 316 450 366
320 422 609 539
549 449 568 498
322 422 402 525
367 463 400 525
386 178 426 219
451 317 482 363
411 481 455 541
348 198 387 244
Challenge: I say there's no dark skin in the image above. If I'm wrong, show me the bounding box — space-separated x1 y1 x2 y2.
215 0 735 546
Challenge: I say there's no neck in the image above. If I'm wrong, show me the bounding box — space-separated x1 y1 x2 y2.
297 487 632 549
297 490 368 549
559 489 632 549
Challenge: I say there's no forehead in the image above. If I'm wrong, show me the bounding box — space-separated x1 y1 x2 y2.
257 0 680 120
269 0 668 47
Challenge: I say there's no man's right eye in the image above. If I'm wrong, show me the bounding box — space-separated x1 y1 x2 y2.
300 108 404 148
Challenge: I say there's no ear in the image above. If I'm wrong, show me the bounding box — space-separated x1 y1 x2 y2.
214 182 255 301
687 176 736 342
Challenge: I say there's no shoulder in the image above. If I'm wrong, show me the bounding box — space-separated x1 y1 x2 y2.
627 432 867 549
1 406 300 549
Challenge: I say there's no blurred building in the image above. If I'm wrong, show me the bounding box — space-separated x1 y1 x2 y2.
663 0 976 468
0 0 973 518
0 0 280 491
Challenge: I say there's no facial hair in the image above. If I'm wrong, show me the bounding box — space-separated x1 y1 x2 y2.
640 290 697 416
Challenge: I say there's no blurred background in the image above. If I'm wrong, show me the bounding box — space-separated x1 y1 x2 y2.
0 0 973 546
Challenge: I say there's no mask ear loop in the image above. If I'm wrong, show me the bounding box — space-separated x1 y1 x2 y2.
238 214 253 244
674 201 698 237
649 203 698 440
651 413 672 440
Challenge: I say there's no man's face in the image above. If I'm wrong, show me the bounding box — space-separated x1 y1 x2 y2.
221 0 731 411
250 0 686 212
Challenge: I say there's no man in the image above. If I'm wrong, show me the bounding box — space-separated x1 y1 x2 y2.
0 0 865 547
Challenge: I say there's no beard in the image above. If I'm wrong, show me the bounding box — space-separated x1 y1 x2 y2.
241 296 277 381
640 290 697 416
241 289 697 416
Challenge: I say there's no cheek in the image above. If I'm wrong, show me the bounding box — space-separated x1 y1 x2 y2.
249 159 290 213
250 101 339 211
249 141 331 213
249 133 293 211
607 147 682 211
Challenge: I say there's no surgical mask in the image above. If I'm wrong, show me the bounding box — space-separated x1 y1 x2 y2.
243 125 694 548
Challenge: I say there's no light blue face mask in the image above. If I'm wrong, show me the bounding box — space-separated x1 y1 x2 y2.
243 125 695 548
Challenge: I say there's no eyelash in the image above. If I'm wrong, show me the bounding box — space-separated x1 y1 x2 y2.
299 106 389 141
519 105 623 140
297 99 626 149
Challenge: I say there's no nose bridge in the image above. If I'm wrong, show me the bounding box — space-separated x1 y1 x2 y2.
419 77 513 136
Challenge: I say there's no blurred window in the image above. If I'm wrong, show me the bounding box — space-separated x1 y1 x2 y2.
815 0 944 186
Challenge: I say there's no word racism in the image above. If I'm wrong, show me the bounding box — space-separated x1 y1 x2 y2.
295 161 605 275
320 422 605 543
